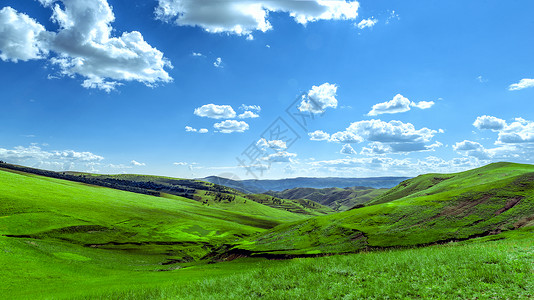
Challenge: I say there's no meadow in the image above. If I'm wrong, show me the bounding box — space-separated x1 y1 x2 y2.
0 163 533 299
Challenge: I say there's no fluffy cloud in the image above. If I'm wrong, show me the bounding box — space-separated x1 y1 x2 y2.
473 115 534 144
214 120 249 133
309 130 330 141
357 17 377 29
0 144 103 171
360 141 442 155
453 140 490 159
261 151 297 163
497 118 534 144
308 155 484 177
329 131 363 143
130 160 146 166
257 138 287 151
0 1 172 92
155 0 359 36
368 94 435 116
194 104 236 119
509 78 534 91
0 7 50 62
238 111 260 119
340 144 356 155
347 119 436 143
298 83 338 113
473 115 506 131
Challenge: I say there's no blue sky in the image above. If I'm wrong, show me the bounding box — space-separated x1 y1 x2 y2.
0 0 533 179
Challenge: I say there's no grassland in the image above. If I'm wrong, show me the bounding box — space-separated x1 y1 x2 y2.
236 162 534 255
1 162 533 299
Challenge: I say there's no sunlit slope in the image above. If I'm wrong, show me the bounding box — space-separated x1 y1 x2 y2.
0 167 307 260
72 172 335 216
236 162 534 255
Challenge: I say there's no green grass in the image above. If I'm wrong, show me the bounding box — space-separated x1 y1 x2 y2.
65 233 534 299
1 162 533 299
237 162 534 255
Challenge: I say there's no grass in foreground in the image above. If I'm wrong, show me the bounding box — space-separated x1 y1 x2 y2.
76 234 533 299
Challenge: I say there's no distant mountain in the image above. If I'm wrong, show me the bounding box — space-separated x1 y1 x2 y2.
202 176 409 194
265 186 388 211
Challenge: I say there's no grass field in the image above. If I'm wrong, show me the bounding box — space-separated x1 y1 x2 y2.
1 163 533 299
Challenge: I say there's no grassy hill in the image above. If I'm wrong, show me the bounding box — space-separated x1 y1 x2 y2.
235 162 534 256
1 162 533 299
0 162 333 217
265 186 388 211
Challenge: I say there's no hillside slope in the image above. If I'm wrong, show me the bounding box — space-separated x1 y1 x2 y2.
235 162 534 256
0 167 308 263
265 186 388 211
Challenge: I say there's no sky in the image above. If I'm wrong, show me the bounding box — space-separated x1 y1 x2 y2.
0 0 533 180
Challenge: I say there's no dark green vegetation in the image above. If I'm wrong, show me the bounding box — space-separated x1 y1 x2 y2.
1 162 533 299
203 175 409 193
265 186 388 211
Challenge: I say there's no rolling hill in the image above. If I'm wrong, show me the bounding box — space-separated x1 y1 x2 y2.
265 186 388 211
1 162 533 298
234 162 534 256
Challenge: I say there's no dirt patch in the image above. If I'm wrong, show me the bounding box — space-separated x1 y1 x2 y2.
428 194 492 221
495 197 523 215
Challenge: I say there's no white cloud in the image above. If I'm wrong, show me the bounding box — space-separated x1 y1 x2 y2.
130 160 146 166
309 130 330 141
347 119 436 143
261 151 297 163
360 141 442 155
155 0 359 36
308 155 484 177
473 115 534 144
257 138 287 151
194 104 236 119
173 162 188 166
357 17 377 29
340 144 356 155
214 120 249 133
473 115 506 131
329 131 363 143
185 126 208 133
239 104 261 112
238 111 260 119
509 78 534 91
0 1 172 92
368 94 434 116
497 118 534 144
0 145 103 171
213 57 222 68
192 52 203 56
411 101 435 109
298 82 338 113
453 140 491 160
0 7 50 62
